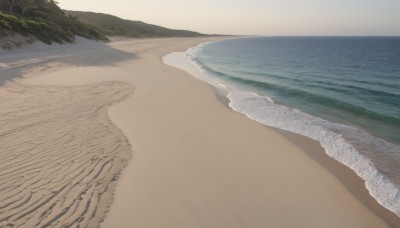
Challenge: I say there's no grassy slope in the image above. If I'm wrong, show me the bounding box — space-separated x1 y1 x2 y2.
66 11 207 38
0 12 108 45
0 0 108 46
0 2 208 49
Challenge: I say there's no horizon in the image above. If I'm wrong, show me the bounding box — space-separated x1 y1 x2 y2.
59 0 400 36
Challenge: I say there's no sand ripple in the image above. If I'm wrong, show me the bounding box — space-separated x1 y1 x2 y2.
0 81 133 227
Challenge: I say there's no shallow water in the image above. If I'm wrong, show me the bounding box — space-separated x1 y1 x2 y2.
184 37 400 216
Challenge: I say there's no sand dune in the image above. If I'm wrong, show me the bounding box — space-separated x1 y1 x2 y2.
0 81 133 227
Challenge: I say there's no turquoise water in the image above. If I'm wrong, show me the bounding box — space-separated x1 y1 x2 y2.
187 37 400 216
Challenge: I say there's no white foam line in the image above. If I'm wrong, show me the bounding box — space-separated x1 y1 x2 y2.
163 42 400 217
226 89 400 217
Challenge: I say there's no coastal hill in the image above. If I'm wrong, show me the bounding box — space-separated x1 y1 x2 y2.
0 0 107 47
66 11 206 38
0 0 206 49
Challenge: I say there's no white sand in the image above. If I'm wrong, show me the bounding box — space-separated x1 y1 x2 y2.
0 81 133 227
1 37 394 227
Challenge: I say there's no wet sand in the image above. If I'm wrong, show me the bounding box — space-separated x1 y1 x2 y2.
1 37 397 227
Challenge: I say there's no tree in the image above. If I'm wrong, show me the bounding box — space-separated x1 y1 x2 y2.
16 0 38 15
4 0 17 12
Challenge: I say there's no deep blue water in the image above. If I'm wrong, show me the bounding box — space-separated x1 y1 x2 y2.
188 37 400 216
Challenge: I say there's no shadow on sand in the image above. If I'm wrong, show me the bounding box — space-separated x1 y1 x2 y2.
0 39 137 85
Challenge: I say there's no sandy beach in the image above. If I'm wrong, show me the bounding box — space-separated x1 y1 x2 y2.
0 37 398 227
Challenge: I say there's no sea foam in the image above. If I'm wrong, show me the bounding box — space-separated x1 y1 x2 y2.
227 89 400 216
163 43 400 217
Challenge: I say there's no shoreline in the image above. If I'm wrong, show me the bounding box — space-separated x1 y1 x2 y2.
275 128 400 226
6 37 398 227
163 48 400 226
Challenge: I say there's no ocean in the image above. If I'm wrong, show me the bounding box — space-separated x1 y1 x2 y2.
172 37 400 216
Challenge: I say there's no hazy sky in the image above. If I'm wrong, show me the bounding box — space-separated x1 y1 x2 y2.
59 0 399 36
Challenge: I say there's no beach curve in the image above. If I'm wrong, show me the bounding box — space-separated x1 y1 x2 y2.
2 37 397 227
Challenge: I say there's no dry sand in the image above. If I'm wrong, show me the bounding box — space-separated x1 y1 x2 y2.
0 37 398 227
0 82 133 227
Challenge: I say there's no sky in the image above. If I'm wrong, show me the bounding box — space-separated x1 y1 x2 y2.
59 0 400 36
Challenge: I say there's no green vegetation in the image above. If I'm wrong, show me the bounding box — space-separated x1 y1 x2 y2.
66 11 206 38
0 1 207 47
0 0 107 44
